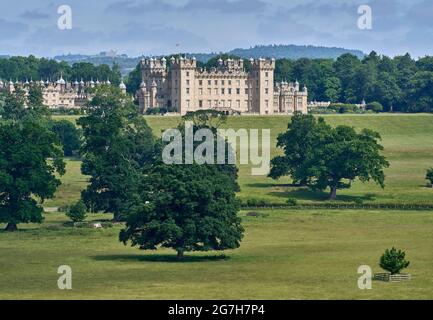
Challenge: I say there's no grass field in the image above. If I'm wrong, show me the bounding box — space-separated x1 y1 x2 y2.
47 114 433 207
1 209 432 299
1 114 433 300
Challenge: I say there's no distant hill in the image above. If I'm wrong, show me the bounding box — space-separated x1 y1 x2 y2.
227 44 365 60
53 44 365 75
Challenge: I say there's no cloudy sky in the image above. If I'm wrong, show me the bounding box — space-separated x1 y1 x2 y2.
1 0 432 58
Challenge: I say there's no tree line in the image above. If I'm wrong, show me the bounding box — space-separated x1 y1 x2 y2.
0 55 121 84
275 51 433 112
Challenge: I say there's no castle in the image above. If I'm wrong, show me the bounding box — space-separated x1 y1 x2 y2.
136 57 308 115
0 77 127 109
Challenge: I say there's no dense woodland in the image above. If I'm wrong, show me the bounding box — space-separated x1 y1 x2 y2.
0 56 122 85
1 51 433 112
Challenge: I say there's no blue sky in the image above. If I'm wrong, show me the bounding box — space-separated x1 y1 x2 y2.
1 0 432 58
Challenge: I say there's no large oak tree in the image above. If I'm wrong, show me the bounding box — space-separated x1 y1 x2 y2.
0 121 65 231
120 111 244 259
270 113 389 200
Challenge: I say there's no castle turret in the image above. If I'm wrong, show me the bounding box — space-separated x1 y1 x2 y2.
136 81 149 114
119 80 126 94
8 79 15 92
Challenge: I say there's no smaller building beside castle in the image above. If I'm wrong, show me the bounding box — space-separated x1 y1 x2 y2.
136 57 308 115
0 77 127 109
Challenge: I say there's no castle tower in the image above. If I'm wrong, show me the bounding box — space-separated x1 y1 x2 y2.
250 58 275 114
136 81 150 114
150 80 157 107
170 56 197 115
140 57 169 111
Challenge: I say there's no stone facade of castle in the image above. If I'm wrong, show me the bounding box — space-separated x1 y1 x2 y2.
0 78 126 109
136 57 308 115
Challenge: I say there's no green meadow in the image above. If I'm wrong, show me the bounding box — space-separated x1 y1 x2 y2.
1 209 432 299
1 114 433 300
48 114 433 207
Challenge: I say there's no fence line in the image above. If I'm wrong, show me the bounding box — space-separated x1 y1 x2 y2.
241 203 433 211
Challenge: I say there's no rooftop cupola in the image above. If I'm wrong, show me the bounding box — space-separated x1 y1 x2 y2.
119 80 126 90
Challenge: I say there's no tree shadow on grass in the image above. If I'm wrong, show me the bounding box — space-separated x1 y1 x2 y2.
270 188 377 203
92 254 230 263
245 183 301 189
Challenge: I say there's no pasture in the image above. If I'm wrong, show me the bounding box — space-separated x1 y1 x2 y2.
1 209 432 299
1 114 433 300
47 114 433 207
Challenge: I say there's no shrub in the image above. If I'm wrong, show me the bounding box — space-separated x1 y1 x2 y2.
379 247 410 275
367 101 384 113
101 222 114 228
66 200 87 222
328 103 359 114
286 198 298 206
245 198 271 207
426 168 433 186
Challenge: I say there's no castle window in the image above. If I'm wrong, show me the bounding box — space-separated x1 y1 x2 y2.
214 88 218 95
199 80 203 86
221 100 225 107
245 88 249 94
199 88 203 95
186 72 190 77
208 100 212 107
265 72 269 77
221 88 225 95
186 100 190 108
228 80 232 85
186 80 190 85
186 88 190 94
228 100 232 108
265 88 269 94
265 80 269 86
215 80 218 85
236 80 240 86
222 80 225 85
199 100 203 108
208 80 211 85
214 100 218 107
236 88 240 95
